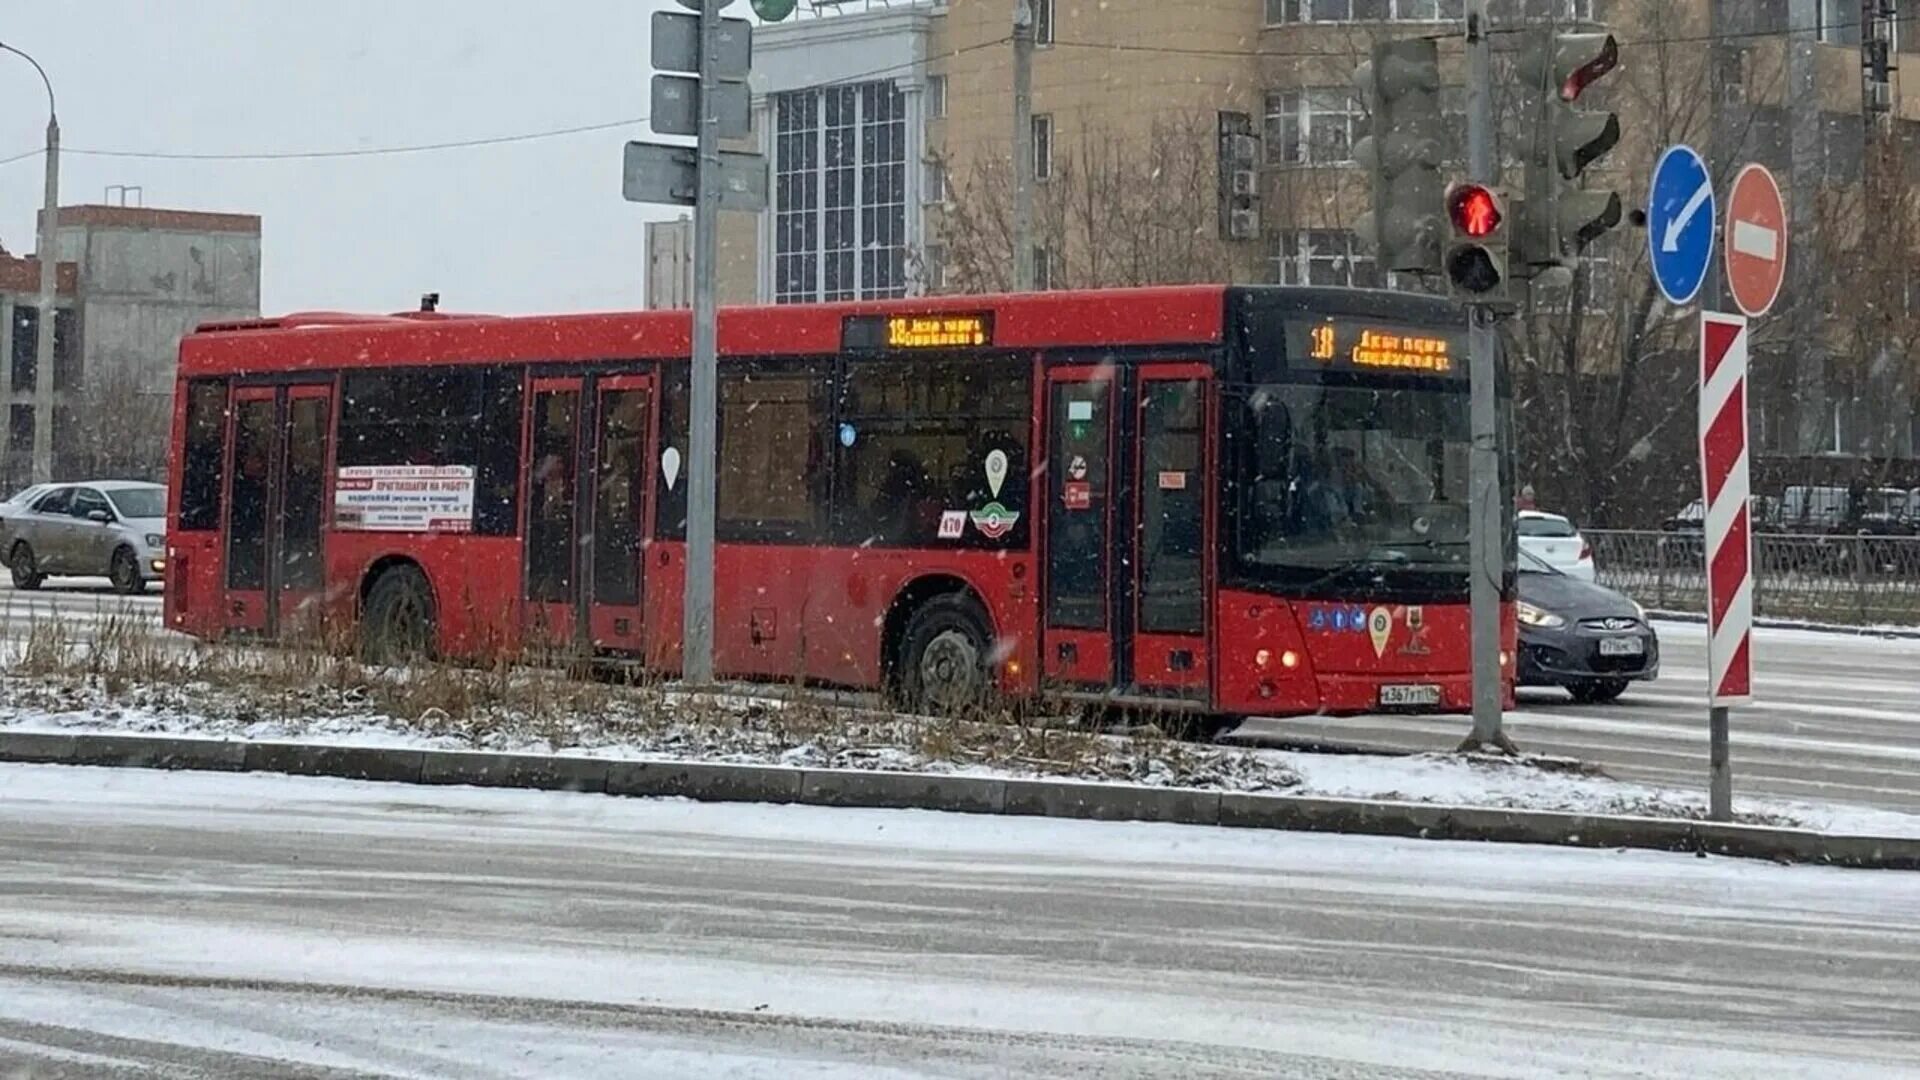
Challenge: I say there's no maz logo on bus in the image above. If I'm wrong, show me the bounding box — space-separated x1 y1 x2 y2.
843 312 994 351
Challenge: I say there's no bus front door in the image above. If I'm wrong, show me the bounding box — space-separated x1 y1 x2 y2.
521 374 653 656
1042 363 1211 705
221 382 333 639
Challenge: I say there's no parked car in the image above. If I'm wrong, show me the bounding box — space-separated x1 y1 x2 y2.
1515 547 1659 704
1661 495 1780 533
1516 509 1595 582
0 480 167 594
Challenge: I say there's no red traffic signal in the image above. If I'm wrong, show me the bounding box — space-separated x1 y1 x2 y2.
1448 184 1502 238
1559 34 1619 102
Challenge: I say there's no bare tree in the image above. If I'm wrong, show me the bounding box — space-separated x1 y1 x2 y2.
60 366 170 481
935 112 1245 292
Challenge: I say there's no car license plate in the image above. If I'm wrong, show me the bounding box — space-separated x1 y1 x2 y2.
1598 637 1645 656
1379 683 1442 707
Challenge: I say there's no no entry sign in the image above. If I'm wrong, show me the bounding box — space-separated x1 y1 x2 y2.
1725 164 1787 318
1699 312 1753 705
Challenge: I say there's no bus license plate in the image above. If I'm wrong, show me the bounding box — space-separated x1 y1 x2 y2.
1599 637 1645 656
1379 684 1442 707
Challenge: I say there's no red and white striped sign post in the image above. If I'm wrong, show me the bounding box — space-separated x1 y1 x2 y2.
1699 311 1753 821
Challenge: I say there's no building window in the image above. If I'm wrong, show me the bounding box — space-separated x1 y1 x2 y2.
1817 0 1861 44
926 74 947 119
1487 0 1594 21
922 243 947 292
1033 0 1055 45
924 157 948 205
1266 0 1462 22
1265 89 1364 166
1270 229 1382 288
773 81 909 304
1033 245 1055 290
1032 114 1053 180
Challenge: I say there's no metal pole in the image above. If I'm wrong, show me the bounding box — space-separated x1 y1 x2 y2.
31 114 57 483
1462 0 1511 752
1709 704 1732 819
1011 0 1035 290
1703 1 1732 821
681 0 721 687
2 44 61 485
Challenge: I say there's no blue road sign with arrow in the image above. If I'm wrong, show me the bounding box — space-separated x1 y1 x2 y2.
1647 144 1715 306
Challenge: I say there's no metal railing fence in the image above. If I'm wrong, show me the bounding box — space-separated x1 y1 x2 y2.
1584 530 1920 627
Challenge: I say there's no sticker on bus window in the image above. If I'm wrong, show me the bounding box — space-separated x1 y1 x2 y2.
969 502 1020 539
1158 470 1187 491
1062 481 1092 511
938 510 967 539
333 464 475 533
984 449 1008 497
1067 400 1094 422
661 447 682 490
1067 454 1088 480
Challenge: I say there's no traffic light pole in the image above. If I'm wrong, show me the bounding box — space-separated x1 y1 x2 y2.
1462 0 1513 753
1011 0 1035 290
682 0 723 688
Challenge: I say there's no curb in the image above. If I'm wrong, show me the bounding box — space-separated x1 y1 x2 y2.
4 731 1916 871
1648 609 1920 640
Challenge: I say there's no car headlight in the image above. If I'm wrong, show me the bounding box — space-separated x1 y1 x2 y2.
1632 600 1647 621
1517 601 1566 629
145 533 164 548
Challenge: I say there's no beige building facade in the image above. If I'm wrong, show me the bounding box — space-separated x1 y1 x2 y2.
703 0 1920 459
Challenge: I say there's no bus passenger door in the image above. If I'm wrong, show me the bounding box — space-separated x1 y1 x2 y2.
586 375 653 654
1041 367 1116 688
521 374 653 656
220 382 333 638
1129 366 1211 700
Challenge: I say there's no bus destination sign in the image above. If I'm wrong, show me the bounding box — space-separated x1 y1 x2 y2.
1289 317 1462 377
843 312 994 351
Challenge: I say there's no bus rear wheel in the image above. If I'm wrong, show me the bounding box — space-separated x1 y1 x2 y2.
360 564 436 664
897 593 994 717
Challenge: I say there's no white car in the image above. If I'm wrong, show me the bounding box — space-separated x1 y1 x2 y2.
1517 509 1595 582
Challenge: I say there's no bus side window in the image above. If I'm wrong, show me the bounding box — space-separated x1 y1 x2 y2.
655 364 689 541
178 379 229 531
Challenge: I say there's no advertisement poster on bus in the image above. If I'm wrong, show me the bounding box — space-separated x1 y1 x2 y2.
333 465 475 532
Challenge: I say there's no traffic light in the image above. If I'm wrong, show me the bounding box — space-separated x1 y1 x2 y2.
1351 39 1446 276
749 0 797 19
1516 30 1624 271
1444 182 1509 297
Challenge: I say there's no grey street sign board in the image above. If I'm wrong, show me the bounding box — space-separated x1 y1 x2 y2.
623 141 768 212
650 75 751 140
652 11 752 77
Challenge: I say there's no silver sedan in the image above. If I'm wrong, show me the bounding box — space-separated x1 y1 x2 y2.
0 480 167 594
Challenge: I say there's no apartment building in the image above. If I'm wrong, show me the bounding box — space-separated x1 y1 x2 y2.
710 0 1920 466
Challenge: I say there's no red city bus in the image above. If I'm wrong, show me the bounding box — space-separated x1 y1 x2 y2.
165 285 1515 730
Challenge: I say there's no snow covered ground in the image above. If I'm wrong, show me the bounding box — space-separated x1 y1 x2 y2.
2 764 1918 1079
6 663 1920 837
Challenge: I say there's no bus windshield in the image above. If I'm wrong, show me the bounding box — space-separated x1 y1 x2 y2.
1233 379 1472 578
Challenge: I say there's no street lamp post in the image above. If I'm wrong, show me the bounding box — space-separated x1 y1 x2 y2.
1 42 58 484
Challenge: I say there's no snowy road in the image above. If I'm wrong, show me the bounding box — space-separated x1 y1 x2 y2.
1245 621 1920 812
2 765 1918 1079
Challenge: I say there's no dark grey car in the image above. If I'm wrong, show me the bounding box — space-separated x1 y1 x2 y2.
1515 547 1659 703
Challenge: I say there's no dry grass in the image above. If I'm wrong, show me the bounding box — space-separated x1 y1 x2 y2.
0 606 1300 791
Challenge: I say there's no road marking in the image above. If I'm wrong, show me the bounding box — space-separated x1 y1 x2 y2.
1731 219 1778 260
1661 181 1712 252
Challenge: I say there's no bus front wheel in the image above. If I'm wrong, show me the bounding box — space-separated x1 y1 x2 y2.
360 563 436 664
897 593 994 717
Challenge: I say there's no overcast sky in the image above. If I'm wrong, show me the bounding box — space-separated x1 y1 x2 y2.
0 1 687 315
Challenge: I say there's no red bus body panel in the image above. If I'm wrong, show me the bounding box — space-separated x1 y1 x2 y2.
166 285 1510 718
